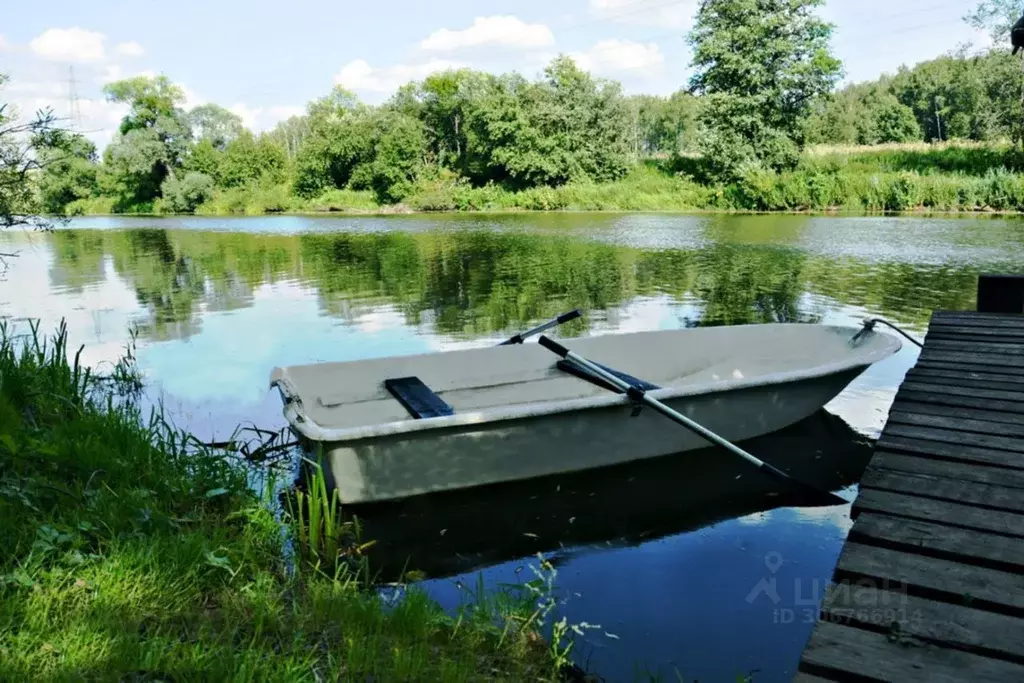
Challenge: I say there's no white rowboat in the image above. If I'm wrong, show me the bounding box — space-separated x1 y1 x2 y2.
269 323 901 504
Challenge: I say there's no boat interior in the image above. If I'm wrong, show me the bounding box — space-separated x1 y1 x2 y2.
271 324 900 432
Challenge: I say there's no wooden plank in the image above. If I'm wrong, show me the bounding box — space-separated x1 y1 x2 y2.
896 389 1024 415
916 357 1024 377
889 400 1024 426
931 311 1024 328
877 433 1024 470
800 620 1024 682
912 362 1024 382
927 332 1024 346
790 674 836 683
887 410 1024 439
884 423 1024 454
834 543 1024 615
927 323 1024 338
919 347 1024 366
870 451 1024 489
899 381 1024 404
922 339 1024 356
860 469 1024 514
905 369 1024 392
848 513 1024 574
821 586 1024 663
853 489 1024 538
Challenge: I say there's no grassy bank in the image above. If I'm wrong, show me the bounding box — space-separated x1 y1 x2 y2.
65 142 1024 217
0 321 570 681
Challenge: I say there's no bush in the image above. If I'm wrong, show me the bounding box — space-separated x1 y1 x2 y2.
160 172 215 213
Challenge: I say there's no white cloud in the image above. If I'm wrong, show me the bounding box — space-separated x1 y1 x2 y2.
570 39 664 75
421 15 555 52
268 105 304 121
180 85 205 110
589 0 696 29
97 64 158 85
334 58 466 93
115 41 145 58
30 27 107 63
0 35 9 51
4 75 129 149
228 103 305 132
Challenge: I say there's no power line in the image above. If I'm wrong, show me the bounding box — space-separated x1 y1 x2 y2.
67 65 81 130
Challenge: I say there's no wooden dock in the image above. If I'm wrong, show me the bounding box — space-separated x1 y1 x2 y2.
795 308 1024 682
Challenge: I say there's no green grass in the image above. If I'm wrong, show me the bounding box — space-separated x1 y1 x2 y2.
66 142 1024 216
0 320 569 682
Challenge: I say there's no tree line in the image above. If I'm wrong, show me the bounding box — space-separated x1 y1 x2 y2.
5 0 1024 218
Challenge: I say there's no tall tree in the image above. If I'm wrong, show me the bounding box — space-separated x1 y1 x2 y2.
187 103 245 150
687 0 841 179
0 73 72 229
101 76 193 207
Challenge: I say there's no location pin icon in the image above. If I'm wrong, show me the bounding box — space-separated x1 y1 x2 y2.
765 551 783 574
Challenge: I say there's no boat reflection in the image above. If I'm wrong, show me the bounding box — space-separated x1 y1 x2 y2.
341 409 874 582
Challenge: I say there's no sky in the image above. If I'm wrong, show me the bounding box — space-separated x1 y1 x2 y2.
1 0 993 150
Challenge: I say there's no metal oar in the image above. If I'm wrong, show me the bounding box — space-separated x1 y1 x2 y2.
537 335 849 507
498 309 582 346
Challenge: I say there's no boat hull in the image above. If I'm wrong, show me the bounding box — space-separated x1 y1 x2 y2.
304 365 867 504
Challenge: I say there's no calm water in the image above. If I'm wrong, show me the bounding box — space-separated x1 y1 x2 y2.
3 212 1023 681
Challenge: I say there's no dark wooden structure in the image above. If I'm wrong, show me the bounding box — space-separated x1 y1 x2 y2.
977 274 1024 314
795 306 1024 681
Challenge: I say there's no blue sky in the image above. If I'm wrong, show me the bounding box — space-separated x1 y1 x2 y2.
1 0 991 148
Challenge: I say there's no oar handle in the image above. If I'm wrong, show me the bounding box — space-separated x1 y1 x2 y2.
500 309 582 346
537 335 570 357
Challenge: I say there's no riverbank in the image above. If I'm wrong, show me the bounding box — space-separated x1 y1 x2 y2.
0 321 567 681
64 143 1024 217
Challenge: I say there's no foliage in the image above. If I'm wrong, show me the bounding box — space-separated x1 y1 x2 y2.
805 82 921 145
688 0 842 179
965 0 1021 41
101 76 192 207
36 133 100 214
187 103 245 150
160 171 215 213
628 91 701 155
0 73 74 228
219 131 289 188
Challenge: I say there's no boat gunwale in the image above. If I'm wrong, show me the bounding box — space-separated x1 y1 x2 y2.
270 325 902 444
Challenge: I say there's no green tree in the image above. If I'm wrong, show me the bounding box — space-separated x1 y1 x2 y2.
463 57 631 188
293 87 374 197
185 138 223 179
36 132 99 213
161 172 215 213
688 0 841 178
805 82 921 145
219 131 288 187
188 103 245 150
1 74 69 229
369 112 426 203
629 91 700 155
267 115 310 160
101 76 193 207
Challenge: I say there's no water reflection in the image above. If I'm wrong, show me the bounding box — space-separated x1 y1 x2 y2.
354 409 873 583
16 220 1019 349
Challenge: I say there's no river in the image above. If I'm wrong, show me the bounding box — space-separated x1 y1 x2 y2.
2 212 1023 681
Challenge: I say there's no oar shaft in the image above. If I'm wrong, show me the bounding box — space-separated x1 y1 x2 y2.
538 335 848 506
558 348 767 470
499 309 581 345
